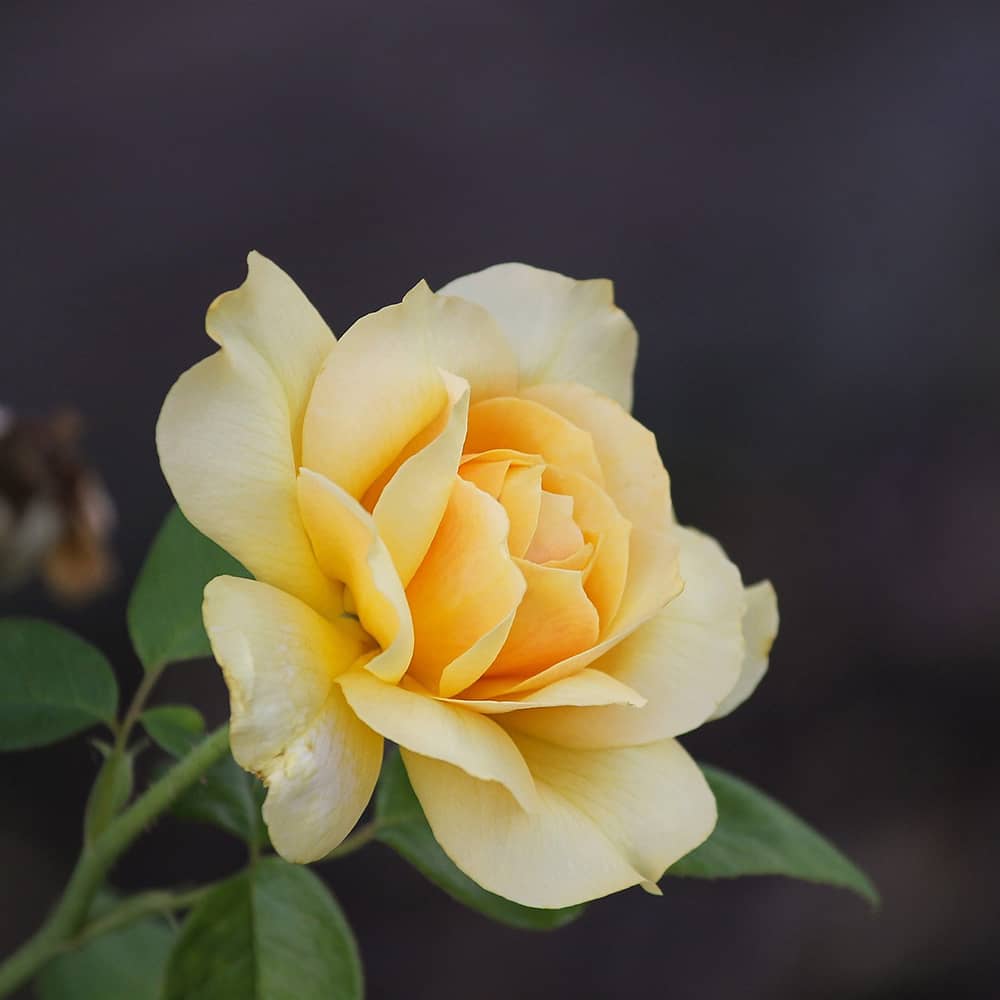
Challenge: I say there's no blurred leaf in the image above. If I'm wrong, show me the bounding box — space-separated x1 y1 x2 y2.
374 748 585 930
141 705 265 847
0 619 117 750
141 704 206 751
669 764 879 905
163 857 361 1000
36 913 173 1000
83 748 135 843
127 506 248 671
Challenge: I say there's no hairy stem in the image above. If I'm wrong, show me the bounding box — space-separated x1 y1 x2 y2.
0 724 230 998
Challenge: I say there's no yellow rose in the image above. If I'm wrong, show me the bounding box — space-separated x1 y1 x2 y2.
157 253 778 908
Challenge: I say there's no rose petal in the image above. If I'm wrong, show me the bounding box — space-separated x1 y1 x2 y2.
504 526 746 747
521 383 672 535
261 690 382 862
204 575 373 770
403 733 714 908
157 338 341 617
372 372 471 586
337 669 537 811
465 397 604 486
439 263 638 410
297 469 413 683
204 252 335 457
405 477 525 694
711 579 779 719
447 667 645 715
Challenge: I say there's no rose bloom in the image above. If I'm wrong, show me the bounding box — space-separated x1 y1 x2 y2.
157 254 778 908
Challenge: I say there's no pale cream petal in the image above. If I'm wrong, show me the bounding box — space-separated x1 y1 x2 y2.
402 281 520 401
465 397 604 485
337 669 537 811
403 733 714 908
405 477 526 694
504 527 746 748
157 341 341 617
439 263 638 410
203 575 373 771
486 559 600 678
303 328 448 500
372 372 471 586
711 579 779 719
447 668 645 715
302 280 518 498
205 252 335 457
261 688 383 862
297 469 413 683
521 383 672 534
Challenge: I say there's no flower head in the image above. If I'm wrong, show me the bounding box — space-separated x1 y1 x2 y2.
157 253 777 908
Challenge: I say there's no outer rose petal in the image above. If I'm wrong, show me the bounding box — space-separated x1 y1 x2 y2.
711 579 779 719
337 669 537 811
261 690 383 862
439 263 638 410
203 576 381 862
157 337 341 617
302 281 518 499
403 734 715 908
205 252 335 457
204 575 373 769
297 469 413 683
503 527 746 748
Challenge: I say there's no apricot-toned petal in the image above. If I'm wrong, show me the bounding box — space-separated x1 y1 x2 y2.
205 252 334 457
525 490 584 563
464 522 682 701
712 580 779 719
543 466 630 632
261 689 383 862
372 373 471 586
204 575 373 769
459 457 511 497
297 469 413 683
157 340 341 617
496 464 544 558
403 734 714 908
337 669 537 811
487 560 600 677
439 263 638 410
504 527 746 748
465 397 604 485
521 383 671 534
449 668 644 715
406 478 525 693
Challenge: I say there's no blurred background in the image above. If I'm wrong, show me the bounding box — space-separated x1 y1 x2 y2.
2 1 999 996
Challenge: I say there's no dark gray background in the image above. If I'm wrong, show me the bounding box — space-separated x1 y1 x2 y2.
2 2 999 997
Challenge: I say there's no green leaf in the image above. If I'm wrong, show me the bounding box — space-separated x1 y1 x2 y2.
374 749 585 930
83 748 135 843
0 619 117 750
36 913 173 1000
669 765 879 905
127 506 249 671
141 706 266 847
163 857 362 1000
